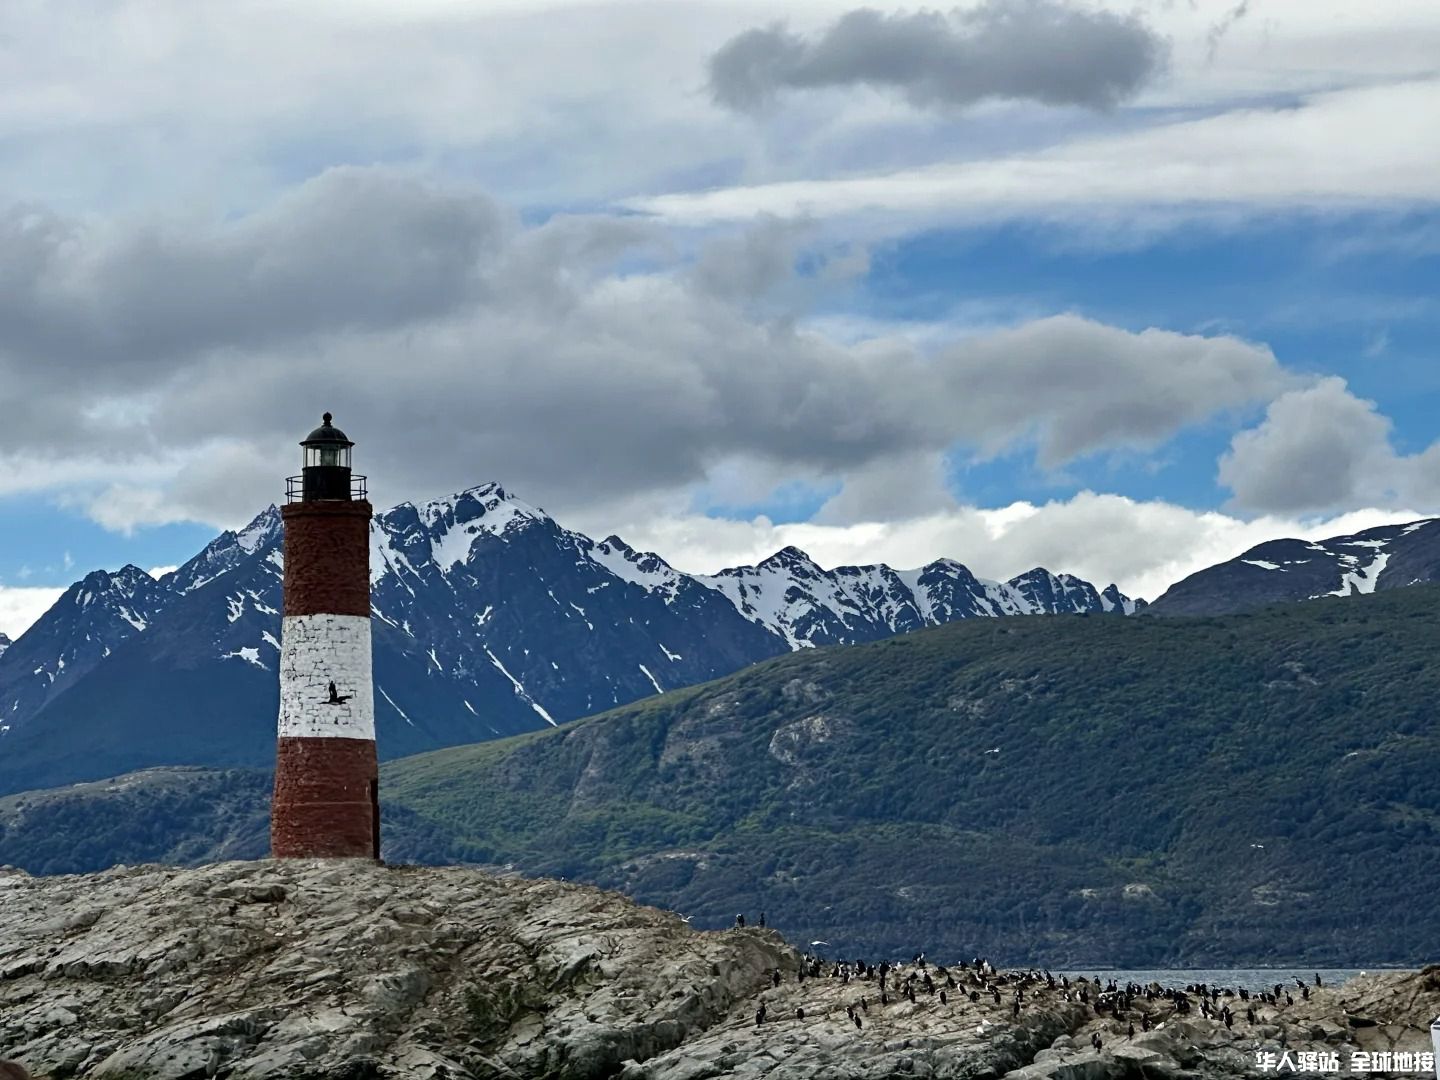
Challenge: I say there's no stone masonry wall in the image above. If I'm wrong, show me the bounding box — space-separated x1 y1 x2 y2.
274 497 377 859
281 501 372 617
277 613 375 740
271 737 379 858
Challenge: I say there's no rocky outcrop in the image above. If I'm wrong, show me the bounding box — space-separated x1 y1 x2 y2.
2 861 1438 1079
994 969 1440 1080
0 860 792 1080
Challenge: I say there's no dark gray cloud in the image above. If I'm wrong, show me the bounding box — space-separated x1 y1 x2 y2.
688 216 809 302
685 216 869 310
0 169 625 458
708 1 1167 114
0 168 507 394
0 168 1283 533
933 316 1289 468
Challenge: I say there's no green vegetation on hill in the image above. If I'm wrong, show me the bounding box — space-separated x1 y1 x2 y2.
382 587 1440 965
0 768 270 874
4 588 1439 965
0 767 456 874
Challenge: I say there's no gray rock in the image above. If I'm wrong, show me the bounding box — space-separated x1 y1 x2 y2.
3 862 1439 1079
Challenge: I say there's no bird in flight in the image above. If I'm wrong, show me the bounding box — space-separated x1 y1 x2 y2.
984 747 1001 754
810 940 829 946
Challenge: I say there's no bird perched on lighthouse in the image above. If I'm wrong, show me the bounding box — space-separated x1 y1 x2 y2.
271 413 379 860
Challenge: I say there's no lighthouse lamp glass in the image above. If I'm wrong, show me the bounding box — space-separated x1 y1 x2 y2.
304 445 351 469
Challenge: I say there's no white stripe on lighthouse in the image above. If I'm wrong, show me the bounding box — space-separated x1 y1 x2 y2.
277 613 376 740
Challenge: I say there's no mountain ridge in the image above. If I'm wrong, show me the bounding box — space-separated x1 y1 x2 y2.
0 481 1136 794
1147 517 1440 615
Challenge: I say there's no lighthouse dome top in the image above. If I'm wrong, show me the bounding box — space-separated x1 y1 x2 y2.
302 412 354 448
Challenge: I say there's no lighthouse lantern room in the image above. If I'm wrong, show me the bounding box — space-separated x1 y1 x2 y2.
272 413 379 859
292 412 363 502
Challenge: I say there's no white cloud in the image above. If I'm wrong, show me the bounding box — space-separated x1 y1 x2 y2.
0 0 1434 222
0 586 65 640
84 485 194 536
0 0 763 214
625 78 1440 226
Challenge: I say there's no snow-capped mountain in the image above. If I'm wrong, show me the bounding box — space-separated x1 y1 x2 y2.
0 481 1137 794
697 548 1137 650
363 485 784 728
166 505 283 597
0 634 9 660
1147 518 1440 616
0 565 167 737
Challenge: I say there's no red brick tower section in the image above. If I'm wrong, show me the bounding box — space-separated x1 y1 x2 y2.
271 414 379 859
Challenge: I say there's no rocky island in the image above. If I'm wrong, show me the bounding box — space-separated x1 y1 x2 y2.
0 861 1435 1079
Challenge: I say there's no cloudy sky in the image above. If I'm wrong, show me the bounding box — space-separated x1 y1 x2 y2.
0 0 1437 636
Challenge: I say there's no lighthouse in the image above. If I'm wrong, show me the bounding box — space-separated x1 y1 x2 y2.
271 413 379 859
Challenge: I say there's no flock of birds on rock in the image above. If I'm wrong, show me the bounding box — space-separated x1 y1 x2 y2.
723 913 1328 1048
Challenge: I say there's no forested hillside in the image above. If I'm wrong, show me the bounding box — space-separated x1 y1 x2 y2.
5 587 1439 965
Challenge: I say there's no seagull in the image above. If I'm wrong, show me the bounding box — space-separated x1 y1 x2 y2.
984 747 1001 755
1250 843 1265 850
810 940 829 946
677 913 693 923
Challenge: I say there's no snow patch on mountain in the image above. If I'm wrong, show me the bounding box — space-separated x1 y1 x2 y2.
1150 517 1440 616
638 663 664 694
699 548 831 649
377 686 415 727
589 536 684 599
484 644 557 727
236 514 277 553
419 484 549 571
221 646 267 670
370 526 415 586
1326 550 1390 598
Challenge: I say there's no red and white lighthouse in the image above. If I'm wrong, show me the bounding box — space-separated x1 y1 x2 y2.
271 413 379 859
